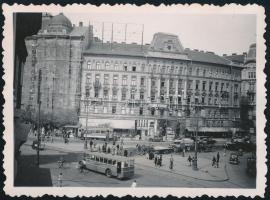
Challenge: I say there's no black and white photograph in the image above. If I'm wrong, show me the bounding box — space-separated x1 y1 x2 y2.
3 4 266 197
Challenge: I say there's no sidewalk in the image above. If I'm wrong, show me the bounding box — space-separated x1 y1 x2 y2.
134 154 229 182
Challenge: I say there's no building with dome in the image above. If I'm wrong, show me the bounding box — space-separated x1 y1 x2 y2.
21 13 93 123
21 13 244 139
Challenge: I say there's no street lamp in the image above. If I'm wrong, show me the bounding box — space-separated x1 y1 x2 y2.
192 102 199 170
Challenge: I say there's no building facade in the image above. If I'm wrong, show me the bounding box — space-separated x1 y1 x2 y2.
80 32 242 139
22 13 243 139
240 44 256 135
21 13 92 123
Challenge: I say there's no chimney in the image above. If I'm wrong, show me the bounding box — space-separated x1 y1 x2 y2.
79 22 83 27
232 53 237 56
223 54 227 57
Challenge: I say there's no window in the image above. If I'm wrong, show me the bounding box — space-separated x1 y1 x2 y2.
188 80 193 90
112 89 117 100
234 84 238 92
161 66 166 73
140 91 144 100
139 107 143 115
203 69 206 77
209 81 213 91
108 159 112 165
103 89 108 99
208 97 212 105
114 63 118 71
202 96 205 104
122 76 127 86
202 81 206 90
140 77 145 86
179 67 182 75
105 62 110 70
196 68 200 76
130 89 135 100
151 109 155 116
215 82 219 91
96 62 101 70
87 61 91 69
161 79 165 87
123 65 128 71
141 64 145 72
132 66 136 72
221 83 224 91
151 91 155 101
169 80 174 88
177 96 181 104
195 80 200 90
151 79 156 87
122 90 126 100
95 74 100 82
86 73 91 84
131 76 136 86
113 75 118 85
188 67 192 75
103 106 108 113
112 106 116 114
104 74 109 85
94 90 99 98
85 87 90 97
121 106 126 114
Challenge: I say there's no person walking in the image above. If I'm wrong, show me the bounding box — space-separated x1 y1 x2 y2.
84 139 87 149
154 155 158 167
212 156 216 167
188 155 192 166
169 154 174 170
131 180 137 188
89 139 93 151
216 152 220 168
58 172 63 187
159 154 163 167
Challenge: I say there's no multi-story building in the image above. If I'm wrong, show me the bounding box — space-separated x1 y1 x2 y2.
21 13 243 139
241 44 256 135
224 44 256 136
21 13 92 122
80 32 242 139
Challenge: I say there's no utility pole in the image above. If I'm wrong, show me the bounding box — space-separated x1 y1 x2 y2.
193 103 199 170
37 69 42 166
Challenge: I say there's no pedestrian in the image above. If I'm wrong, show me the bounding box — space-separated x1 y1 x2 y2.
58 172 63 187
169 154 174 170
212 156 216 167
86 139 89 149
90 139 93 151
154 155 158 166
216 152 220 168
159 154 163 167
131 180 137 188
182 148 185 157
188 155 192 166
124 149 128 157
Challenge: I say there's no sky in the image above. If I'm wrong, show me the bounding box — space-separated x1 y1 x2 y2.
60 8 256 56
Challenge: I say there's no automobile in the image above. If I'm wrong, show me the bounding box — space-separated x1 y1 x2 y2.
229 152 239 165
31 140 45 150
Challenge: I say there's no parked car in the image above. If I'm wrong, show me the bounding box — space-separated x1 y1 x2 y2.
229 152 239 165
31 140 45 150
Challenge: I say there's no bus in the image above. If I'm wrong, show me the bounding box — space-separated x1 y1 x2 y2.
83 127 113 141
83 151 135 179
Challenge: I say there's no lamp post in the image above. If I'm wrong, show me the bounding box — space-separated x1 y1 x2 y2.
192 103 199 170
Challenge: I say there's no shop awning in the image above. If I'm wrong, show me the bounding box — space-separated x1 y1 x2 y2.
84 119 135 129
